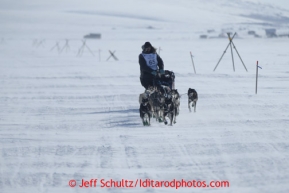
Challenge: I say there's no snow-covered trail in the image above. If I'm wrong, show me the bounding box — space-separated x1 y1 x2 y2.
1 37 289 193
1 0 289 191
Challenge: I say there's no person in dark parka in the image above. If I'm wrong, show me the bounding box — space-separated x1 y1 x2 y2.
139 42 164 89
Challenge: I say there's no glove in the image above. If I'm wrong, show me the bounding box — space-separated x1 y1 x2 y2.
159 69 165 75
151 71 157 76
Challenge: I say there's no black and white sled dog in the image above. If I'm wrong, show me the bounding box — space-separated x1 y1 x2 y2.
188 88 198 112
171 89 180 116
139 86 155 115
139 98 151 126
139 86 155 104
163 93 176 126
150 87 166 122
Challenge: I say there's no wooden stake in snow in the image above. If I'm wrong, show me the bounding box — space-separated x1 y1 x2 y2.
158 47 162 55
190 52 196 74
59 39 70 54
77 40 95 57
106 50 118 61
50 41 60 52
255 61 262 94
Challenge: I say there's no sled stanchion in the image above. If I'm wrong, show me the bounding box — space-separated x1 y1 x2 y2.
190 52 196 74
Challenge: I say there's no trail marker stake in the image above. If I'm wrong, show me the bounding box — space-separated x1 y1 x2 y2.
77 40 95 57
36 39 45 48
255 61 262 94
59 39 70 54
190 52 196 74
50 41 60 52
214 32 248 72
106 50 118 61
158 47 162 55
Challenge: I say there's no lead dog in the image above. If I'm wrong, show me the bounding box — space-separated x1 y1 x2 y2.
139 86 155 115
188 88 198 112
139 98 152 126
138 86 155 104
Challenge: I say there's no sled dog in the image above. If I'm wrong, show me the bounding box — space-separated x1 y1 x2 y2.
139 98 151 126
138 86 155 104
163 93 176 125
188 88 198 112
171 89 180 116
149 89 165 122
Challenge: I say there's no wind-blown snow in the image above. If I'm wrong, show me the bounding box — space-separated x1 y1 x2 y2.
0 0 289 193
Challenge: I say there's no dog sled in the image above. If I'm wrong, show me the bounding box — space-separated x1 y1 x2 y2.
154 70 175 90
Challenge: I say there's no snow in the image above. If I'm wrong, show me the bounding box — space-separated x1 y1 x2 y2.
1 0 289 193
